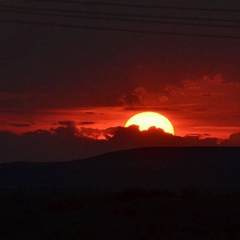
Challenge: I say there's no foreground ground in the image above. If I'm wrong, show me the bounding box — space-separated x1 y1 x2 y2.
0 188 239 240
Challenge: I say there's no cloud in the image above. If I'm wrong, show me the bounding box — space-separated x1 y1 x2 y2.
118 75 240 138
9 123 32 127
78 121 95 126
118 92 140 105
80 127 103 139
53 121 80 137
58 121 76 127
185 133 211 139
163 75 240 110
0 122 238 163
108 126 221 148
222 132 240 146
85 112 96 115
121 75 239 110
119 86 163 106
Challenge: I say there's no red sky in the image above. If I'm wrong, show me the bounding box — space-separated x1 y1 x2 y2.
1 75 239 139
0 0 239 162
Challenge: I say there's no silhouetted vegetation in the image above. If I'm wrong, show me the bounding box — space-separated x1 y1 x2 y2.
0 188 240 239
0 147 239 239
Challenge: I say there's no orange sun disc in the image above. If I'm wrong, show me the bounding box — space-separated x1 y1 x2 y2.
125 112 174 135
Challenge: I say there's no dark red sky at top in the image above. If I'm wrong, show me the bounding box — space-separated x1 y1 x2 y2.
0 0 239 161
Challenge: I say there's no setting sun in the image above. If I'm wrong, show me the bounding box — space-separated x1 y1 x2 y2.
125 112 175 135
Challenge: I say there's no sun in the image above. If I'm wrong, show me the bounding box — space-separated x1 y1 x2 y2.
125 112 175 135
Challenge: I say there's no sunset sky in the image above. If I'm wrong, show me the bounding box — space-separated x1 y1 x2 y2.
0 0 239 161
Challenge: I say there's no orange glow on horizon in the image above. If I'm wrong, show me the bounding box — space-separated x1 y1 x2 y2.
1 107 238 139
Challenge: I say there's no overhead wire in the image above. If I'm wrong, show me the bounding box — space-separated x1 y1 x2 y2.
0 6 239 29
0 3 239 39
0 4 239 23
1 18 239 40
35 0 240 13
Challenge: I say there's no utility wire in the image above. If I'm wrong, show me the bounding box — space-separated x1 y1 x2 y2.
1 18 239 39
1 4 239 23
36 0 240 13
1 7 239 29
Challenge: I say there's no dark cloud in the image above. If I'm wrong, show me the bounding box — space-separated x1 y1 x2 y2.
78 121 95 126
123 106 178 112
9 123 31 127
185 133 211 139
0 122 238 163
80 127 103 139
193 108 207 112
118 92 140 106
108 126 220 149
120 76 240 112
53 121 80 137
85 112 96 115
222 132 240 146
230 132 240 142
58 121 76 126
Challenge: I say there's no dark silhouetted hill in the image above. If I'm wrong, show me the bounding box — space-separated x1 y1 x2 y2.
0 147 239 191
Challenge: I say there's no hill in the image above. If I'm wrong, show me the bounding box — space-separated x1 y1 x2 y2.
0 147 239 191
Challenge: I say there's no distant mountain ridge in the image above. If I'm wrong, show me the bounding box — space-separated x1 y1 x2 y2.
0 147 239 191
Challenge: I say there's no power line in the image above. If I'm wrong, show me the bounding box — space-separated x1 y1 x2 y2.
1 7 239 29
1 18 239 40
36 0 240 13
1 4 239 23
